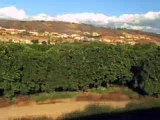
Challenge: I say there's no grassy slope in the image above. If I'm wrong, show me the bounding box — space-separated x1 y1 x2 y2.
31 92 79 102
29 86 140 102
88 86 140 99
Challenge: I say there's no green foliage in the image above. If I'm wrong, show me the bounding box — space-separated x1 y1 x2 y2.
31 39 39 44
89 86 140 99
0 42 159 98
138 48 160 96
120 87 140 99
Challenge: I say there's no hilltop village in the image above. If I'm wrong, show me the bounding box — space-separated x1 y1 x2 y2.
0 26 153 45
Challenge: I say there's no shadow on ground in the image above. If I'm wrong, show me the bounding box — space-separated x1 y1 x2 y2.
65 107 160 120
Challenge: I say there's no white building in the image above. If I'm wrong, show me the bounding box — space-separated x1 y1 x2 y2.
92 32 100 37
29 31 39 36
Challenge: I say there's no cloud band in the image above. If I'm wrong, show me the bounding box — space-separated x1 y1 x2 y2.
0 6 160 33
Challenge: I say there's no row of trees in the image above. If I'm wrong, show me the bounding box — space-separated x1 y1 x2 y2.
0 42 159 98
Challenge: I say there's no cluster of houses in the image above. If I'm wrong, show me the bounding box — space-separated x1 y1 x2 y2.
121 32 151 41
102 32 151 45
0 26 151 45
0 27 102 44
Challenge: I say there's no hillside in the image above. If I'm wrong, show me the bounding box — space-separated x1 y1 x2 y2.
0 20 120 35
0 20 160 45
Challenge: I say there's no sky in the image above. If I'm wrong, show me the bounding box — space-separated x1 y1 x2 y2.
0 0 160 33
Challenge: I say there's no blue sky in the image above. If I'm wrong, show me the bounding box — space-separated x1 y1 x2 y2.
0 0 160 16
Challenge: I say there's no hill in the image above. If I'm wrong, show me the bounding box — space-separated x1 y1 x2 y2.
0 20 120 35
0 20 160 45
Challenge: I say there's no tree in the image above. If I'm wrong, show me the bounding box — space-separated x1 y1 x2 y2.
139 47 160 96
0 43 23 98
31 39 39 44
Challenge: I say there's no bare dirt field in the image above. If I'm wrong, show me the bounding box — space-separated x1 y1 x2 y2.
0 98 130 120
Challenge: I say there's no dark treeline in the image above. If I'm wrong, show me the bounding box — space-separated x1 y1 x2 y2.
0 42 159 98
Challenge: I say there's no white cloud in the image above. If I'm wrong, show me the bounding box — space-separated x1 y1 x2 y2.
29 13 54 21
54 13 115 25
144 12 160 20
0 6 160 33
54 12 160 33
0 6 27 20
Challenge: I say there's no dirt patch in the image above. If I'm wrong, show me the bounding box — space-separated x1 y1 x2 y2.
0 91 130 108
0 98 10 108
1 101 91 120
15 97 36 107
1 101 130 120
76 93 101 101
76 91 130 101
101 91 130 101
0 92 132 119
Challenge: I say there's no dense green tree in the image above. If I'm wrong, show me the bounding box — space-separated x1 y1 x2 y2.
138 47 160 96
0 42 159 98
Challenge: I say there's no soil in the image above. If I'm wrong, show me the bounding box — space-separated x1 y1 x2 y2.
0 98 10 108
0 100 130 120
76 91 130 101
0 92 131 120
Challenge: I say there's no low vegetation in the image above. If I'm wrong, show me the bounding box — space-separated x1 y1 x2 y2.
89 86 140 99
31 92 79 102
12 116 53 120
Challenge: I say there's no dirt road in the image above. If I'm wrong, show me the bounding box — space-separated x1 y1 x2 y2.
0 99 130 120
